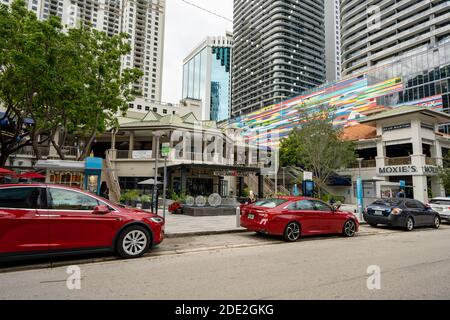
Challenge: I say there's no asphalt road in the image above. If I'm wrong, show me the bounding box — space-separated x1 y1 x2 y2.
0 225 449 299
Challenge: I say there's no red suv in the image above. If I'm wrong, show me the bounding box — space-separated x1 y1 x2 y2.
0 184 164 261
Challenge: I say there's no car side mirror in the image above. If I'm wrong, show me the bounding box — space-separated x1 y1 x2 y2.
332 202 342 211
93 205 110 215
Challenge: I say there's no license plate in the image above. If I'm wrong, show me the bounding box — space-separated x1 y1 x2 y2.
374 210 383 216
248 214 255 220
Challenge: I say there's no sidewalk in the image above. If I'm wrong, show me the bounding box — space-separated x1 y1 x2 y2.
162 212 244 237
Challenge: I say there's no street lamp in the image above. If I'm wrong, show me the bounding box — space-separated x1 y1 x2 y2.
356 158 364 222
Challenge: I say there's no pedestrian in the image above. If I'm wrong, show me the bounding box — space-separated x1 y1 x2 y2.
396 189 405 198
246 190 257 205
100 181 109 200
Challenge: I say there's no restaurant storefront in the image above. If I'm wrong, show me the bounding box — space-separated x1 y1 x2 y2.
329 106 450 204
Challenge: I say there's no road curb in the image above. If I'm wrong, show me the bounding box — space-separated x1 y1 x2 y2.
164 228 247 238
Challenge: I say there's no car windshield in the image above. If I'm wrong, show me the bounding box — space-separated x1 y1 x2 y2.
429 199 450 205
371 199 403 207
253 199 288 208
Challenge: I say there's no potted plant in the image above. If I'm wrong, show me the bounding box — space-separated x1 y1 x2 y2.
140 194 151 209
128 190 140 208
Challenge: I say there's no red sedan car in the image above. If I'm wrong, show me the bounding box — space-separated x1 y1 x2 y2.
0 184 164 261
240 197 359 241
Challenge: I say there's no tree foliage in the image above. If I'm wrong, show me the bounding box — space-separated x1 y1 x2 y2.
279 105 356 196
0 0 142 165
438 151 450 195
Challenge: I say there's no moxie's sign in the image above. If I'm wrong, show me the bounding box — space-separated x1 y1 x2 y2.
378 165 439 176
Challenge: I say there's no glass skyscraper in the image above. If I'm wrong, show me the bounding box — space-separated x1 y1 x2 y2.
182 34 232 122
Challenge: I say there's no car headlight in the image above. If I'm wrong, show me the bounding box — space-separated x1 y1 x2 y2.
150 217 164 223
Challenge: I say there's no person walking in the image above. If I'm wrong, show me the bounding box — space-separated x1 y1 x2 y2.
396 189 406 198
245 190 257 205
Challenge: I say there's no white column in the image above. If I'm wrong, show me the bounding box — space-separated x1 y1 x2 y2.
413 175 428 203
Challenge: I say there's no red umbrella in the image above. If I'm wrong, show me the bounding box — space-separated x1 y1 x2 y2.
0 168 14 176
16 172 46 179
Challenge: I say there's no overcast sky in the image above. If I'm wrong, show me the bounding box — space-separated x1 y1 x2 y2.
162 0 233 103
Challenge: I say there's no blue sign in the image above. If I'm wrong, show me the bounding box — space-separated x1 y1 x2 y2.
356 177 363 213
399 180 406 188
302 180 315 197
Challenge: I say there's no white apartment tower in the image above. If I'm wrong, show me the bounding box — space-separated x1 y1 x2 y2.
2 0 165 102
325 0 341 82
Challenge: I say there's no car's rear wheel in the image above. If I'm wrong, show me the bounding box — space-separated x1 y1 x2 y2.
343 220 356 237
433 215 441 229
405 217 414 231
283 222 301 242
117 225 151 259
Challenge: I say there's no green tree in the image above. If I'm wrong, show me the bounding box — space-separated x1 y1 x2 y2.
280 105 356 196
438 151 450 195
0 0 56 164
0 0 142 165
36 26 142 160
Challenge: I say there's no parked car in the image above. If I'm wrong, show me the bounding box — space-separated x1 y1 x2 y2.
240 197 359 242
364 198 441 231
0 184 164 262
428 197 450 223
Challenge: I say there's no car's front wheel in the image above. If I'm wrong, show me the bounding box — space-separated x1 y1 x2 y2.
117 225 151 259
405 217 414 232
343 220 356 237
433 215 441 229
283 222 301 242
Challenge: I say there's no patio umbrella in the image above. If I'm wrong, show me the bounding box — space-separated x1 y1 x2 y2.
16 172 46 179
138 178 163 185
0 168 14 176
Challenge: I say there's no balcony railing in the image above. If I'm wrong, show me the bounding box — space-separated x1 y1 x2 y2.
385 157 412 166
425 157 437 166
349 159 377 169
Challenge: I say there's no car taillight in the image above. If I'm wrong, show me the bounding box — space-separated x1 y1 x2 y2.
391 208 402 215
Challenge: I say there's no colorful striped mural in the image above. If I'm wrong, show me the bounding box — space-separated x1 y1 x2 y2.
224 73 407 146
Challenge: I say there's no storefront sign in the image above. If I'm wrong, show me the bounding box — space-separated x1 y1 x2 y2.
213 170 250 177
378 165 439 176
382 123 411 132
421 122 435 131
132 150 152 159
303 171 313 181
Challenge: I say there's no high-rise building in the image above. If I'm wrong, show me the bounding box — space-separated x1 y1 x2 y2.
341 0 450 77
181 33 232 122
232 0 326 116
2 0 165 103
325 0 341 82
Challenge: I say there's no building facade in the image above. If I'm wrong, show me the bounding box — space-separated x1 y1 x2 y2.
181 33 232 122
232 0 326 116
340 0 450 77
332 106 450 204
225 41 450 145
1 0 165 103
325 0 341 82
